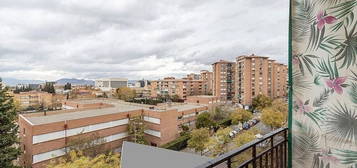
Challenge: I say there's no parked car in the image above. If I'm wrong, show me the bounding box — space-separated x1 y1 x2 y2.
243 122 250 130
229 132 234 138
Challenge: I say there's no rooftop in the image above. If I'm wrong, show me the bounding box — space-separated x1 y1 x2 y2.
21 99 206 125
121 141 210 168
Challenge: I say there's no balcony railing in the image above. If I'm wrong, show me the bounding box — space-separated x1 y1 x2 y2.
196 127 288 168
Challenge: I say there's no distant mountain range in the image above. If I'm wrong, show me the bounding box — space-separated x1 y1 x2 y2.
55 78 94 86
1 77 94 86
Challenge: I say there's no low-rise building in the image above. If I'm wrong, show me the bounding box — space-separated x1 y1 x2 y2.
13 91 63 110
185 95 221 110
95 78 128 92
18 99 220 168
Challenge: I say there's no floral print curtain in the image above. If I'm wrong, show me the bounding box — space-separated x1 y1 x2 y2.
291 0 357 167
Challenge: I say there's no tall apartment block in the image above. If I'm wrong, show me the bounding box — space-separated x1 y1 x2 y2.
212 60 235 102
150 77 205 99
200 70 213 95
18 97 219 168
235 54 287 106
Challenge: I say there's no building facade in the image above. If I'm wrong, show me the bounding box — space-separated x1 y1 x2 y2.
235 54 287 106
200 70 213 95
212 60 235 102
95 78 128 92
186 73 201 80
18 98 219 168
150 77 205 99
13 91 63 110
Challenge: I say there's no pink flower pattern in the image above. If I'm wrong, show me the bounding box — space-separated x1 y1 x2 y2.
325 77 347 94
296 99 312 114
317 11 337 30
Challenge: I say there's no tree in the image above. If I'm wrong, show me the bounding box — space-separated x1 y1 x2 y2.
206 127 232 157
42 82 55 94
195 112 215 129
261 107 285 129
231 130 257 166
64 83 72 90
66 132 106 157
252 94 272 111
0 78 21 168
271 99 288 119
230 109 253 125
187 128 210 155
115 87 136 101
171 94 180 102
128 116 148 144
47 150 120 168
233 130 256 147
210 107 229 121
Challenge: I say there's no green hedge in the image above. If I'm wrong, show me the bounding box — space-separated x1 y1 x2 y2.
160 134 190 151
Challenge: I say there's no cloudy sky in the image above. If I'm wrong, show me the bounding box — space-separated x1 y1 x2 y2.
0 0 288 81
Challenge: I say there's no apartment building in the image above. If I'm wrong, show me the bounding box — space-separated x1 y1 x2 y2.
212 60 235 102
13 91 63 110
200 70 213 95
186 73 201 80
95 78 128 91
235 54 287 106
150 77 205 99
18 98 219 168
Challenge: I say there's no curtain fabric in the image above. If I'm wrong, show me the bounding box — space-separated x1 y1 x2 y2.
291 0 357 167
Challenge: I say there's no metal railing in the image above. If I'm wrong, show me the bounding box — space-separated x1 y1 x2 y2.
196 127 288 168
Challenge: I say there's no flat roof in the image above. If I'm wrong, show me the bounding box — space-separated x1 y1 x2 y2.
21 99 207 125
121 141 210 168
24 102 143 125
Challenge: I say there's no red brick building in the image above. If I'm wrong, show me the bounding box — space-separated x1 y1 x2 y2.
19 98 220 168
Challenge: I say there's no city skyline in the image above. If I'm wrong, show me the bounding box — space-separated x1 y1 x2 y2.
0 0 288 81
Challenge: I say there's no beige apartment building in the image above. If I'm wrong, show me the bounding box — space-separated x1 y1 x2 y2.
212 60 235 102
18 97 219 168
150 77 205 99
200 70 213 95
13 91 64 110
235 54 287 106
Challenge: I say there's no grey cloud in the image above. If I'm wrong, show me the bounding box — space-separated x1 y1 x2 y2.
0 0 288 81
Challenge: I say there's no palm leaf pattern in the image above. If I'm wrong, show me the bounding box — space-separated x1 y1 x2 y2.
292 0 356 167
328 0 357 31
305 108 327 128
293 120 320 166
316 57 339 79
333 149 357 165
324 102 357 145
349 83 357 104
313 89 331 107
293 69 311 96
333 23 357 68
295 54 319 75
292 0 316 42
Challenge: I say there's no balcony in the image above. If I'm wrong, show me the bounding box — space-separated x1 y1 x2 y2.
196 127 288 168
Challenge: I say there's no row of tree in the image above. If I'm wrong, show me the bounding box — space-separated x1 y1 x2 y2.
0 79 21 168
